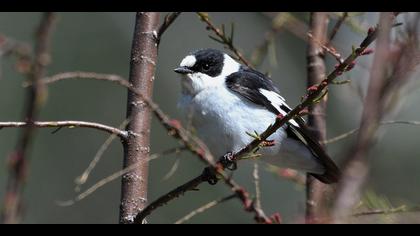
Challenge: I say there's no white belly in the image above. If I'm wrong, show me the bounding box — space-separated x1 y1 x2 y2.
179 86 324 174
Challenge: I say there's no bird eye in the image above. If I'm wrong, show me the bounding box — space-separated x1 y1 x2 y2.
202 63 210 71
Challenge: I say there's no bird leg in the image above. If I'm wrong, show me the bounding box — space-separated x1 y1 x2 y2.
219 152 237 170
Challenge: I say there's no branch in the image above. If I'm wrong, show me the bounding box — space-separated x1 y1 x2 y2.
0 121 127 139
332 12 400 223
328 12 348 42
197 12 252 68
56 147 181 207
74 119 130 191
305 12 330 223
2 12 56 224
308 32 344 63
175 194 236 224
119 12 160 224
322 120 420 145
36 71 217 166
156 12 181 45
253 162 262 210
353 206 420 217
231 17 380 164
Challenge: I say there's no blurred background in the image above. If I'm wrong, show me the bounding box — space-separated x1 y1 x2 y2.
0 12 419 223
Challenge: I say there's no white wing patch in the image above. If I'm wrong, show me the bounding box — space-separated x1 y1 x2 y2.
259 89 299 127
180 55 197 68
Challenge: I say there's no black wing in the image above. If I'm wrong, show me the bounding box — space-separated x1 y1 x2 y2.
225 67 284 115
225 67 340 183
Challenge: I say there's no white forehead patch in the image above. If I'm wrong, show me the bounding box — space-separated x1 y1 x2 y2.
180 55 197 67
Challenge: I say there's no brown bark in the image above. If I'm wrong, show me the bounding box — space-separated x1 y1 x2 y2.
305 12 331 223
119 12 160 224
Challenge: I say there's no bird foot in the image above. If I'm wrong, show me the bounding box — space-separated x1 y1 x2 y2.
220 152 237 171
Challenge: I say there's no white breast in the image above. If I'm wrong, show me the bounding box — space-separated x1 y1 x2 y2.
179 84 324 174
179 84 286 157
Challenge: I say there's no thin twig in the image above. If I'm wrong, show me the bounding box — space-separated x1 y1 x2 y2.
56 147 181 207
0 121 128 139
157 12 181 44
196 12 252 67
35 71 216 166
24 71 130 88
353 206 420 217
253 162 262 210
329 12 349 42
74 119 131 191
174 194 236 224
162 155 182 181
308 32 344 63
322 120 420 145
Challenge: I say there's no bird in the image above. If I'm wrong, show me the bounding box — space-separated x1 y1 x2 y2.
174 48 340 184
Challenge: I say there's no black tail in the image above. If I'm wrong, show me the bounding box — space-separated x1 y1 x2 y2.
287 122 341 184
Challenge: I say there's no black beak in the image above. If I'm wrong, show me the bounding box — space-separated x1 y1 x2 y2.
174 67 193 74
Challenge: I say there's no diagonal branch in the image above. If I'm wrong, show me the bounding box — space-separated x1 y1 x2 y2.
156 12 181 45
174 194 236 224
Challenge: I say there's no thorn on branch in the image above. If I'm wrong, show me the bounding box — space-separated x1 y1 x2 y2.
361 48 374 55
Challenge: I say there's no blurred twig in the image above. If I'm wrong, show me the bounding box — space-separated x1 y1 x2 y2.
328 12 349 42
175 194 236 224
353 206 420 217
322 120 420 145
56 147 182 207
197 12 252 67
2 12 57 224
156 12 181 45
253 162 262 210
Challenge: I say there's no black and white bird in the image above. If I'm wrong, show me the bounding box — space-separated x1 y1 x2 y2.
174 48 340 184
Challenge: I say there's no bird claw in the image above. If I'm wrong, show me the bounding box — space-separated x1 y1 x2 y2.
220 152 237 171
203 167 219 185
